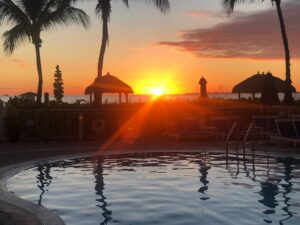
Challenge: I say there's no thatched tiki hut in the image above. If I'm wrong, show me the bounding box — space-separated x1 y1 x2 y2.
232 72 296 99
85 73 134 105
19 92 37 102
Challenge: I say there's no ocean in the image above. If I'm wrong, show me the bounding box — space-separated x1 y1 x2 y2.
1 93 300 104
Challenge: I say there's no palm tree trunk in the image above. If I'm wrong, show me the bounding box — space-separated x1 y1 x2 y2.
34 43 43 104
94 16 109 106
98 16 109 78
275 0 293 104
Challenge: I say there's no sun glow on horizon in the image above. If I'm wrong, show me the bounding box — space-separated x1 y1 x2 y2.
151 87 165 97
133 71 181 95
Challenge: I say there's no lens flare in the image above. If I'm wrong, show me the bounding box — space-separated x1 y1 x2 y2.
151 87 165 97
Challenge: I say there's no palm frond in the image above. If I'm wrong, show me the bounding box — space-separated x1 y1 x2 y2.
3 23 31 54
223 0 258 13
40 6 90 31
39 0 58 18
0 0 30 25
149 0 170 13
122 0 129 8
19 0 49 21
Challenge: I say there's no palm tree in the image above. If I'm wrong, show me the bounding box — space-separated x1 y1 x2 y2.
223 0 293 104
96 0 169 78
0 0 89 103
93 0 170 104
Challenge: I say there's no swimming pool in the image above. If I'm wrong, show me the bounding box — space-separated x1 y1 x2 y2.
7 152 300 225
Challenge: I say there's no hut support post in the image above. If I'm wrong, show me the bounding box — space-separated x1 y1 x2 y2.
252 93 255 99
89 94 93 105
126 94 128 104
119 93 122 104
99 92 102 105
238 93 241 100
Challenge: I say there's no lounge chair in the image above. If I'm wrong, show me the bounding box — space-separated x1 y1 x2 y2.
165 122 182 140
211 116 229 138
228 116 240 124
182 117 201 134
183 117 217 135
292 115 300 120
211 116 240 139
268 116 280 134
270 119 300 147
252 116 279 136
165 118 216 141
252 116 268 134
292 119 300 136
225 122 256 153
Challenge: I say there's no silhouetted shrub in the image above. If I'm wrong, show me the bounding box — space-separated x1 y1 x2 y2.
53 65 64 103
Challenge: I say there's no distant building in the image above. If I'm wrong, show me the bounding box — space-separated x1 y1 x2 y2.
199 76 208 98
19 92 37 102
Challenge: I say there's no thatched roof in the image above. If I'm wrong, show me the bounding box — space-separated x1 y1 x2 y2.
85 73 134 95
19 92 37 97
232 72 296 93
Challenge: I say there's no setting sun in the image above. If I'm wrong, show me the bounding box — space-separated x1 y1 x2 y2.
133 73 180 95
151 87 165 97
1 1 300 225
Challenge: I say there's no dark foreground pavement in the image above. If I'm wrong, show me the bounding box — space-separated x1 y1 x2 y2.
0 201 41 225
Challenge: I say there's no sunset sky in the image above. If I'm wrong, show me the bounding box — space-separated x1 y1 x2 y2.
0 0 299 95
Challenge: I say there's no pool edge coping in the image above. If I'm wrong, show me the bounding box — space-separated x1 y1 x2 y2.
0 152 93 225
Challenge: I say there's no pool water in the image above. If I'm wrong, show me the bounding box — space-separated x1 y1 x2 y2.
7 152 300 225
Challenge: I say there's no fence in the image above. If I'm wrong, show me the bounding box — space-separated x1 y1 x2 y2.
16 108 136 141
14 103 300 141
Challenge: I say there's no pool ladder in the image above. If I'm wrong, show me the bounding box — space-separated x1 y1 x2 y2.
225 122 255 158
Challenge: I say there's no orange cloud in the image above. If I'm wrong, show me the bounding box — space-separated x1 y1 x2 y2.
12 59 28 67
159 1 300 60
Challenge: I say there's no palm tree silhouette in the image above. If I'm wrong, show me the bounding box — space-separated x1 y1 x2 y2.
223 0 293 104
92 0 170 104
0 0 90 103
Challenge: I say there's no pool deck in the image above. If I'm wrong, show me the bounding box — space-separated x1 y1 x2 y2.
0 140 300 225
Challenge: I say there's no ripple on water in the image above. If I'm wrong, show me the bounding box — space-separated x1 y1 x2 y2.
6 152 300 225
